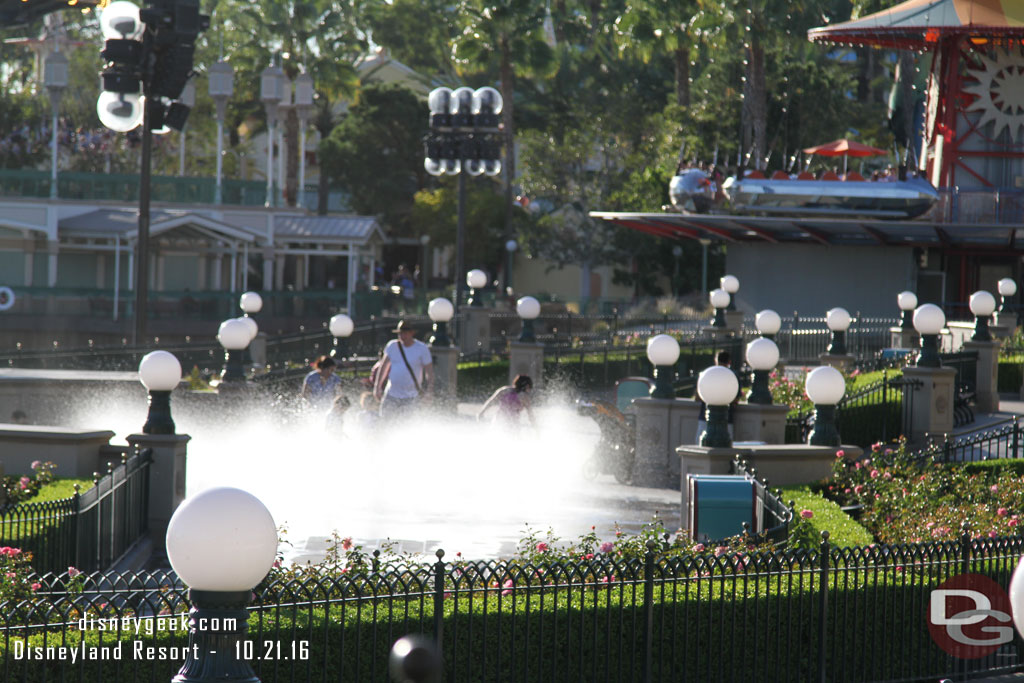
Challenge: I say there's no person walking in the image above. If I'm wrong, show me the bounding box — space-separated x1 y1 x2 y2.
374 320 434 419
301 355 343 412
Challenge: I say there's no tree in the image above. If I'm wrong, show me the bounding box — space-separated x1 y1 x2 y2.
452 0 554 240
319 84 428 235
614 0 699 107
363 0 459 81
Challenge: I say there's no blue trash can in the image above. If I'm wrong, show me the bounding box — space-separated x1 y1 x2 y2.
687 474 759 543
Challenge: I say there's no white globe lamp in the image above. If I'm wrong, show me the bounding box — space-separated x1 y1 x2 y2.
428 297 454 346
746 338 779 404
697 365 739 447
805 365 846 447
138 350 181 435
517 296 541 342
913 304 945 367
646 334 680 399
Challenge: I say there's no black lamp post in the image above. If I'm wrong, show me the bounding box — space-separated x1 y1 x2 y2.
428 298 454 346
329 313 354 359
139 350 181 434
710 288 730 328
217 318 250 385
897 291 917 330
970 290 996 342
697 366 738 447
913 303 945 368
806 366 846 447
97 0 207 345
517 296 540 342
746 337 778 405
424 86 503 315
998 278 1018 328
826 307 851 355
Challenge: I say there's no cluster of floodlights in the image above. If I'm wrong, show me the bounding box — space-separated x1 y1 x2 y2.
424 86 503 177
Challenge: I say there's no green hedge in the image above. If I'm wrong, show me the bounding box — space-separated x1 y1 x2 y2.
999 360 1021 393
0 567 984 683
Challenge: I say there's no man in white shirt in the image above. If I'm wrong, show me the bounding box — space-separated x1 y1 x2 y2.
373 320 434 418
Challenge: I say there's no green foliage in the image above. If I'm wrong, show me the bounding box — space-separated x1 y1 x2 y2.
320 84 428 233
2 461 56 504
779 484 875 547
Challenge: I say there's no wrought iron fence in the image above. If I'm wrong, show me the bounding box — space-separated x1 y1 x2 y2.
0 449 151 575
2 531 1023 682
775 315 899 363
911 417 1024 463
731 457 794 545
786 373 918 447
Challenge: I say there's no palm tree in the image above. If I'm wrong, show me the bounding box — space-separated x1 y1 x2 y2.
614 0 699 108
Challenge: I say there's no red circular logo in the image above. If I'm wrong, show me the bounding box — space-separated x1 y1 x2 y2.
927 573 1014 659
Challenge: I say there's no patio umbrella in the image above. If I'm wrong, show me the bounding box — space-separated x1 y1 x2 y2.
802 139 889 174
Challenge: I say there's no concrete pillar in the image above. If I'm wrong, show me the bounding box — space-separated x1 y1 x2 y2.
725 310 744 333
990 322 1013 340
509 342 544 388
889 327 918 348
963 339 1000 414
461 307 492 355
127 433 191 546
819 353 855 372
902 366 957 446
733 403 789 444
633 397 700 488
430 345 458 410
250 331 268 369
675 445 737 513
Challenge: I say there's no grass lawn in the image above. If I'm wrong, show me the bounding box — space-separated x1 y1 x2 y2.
30 478 94 503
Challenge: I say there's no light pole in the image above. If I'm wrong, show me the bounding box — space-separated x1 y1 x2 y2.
217 317 250 386
420 234 432 284
329 313 354 360
697 365 738 447
913 303 945 368
720 274 739 311
826 307 851 355
428 297 454 347
208 60 233 205
277 75 292 206
294 73 314 210
424 86 503 315
806 365 846 446
998 278 1018 328
710 288 730 328
517 296 540 342
166 487 277 682
699 238 711 295
646 334 680 399
44 50 68 199
505 239 517 294
969 290 996 342
177 79 195 176
671 245 683 296
897 291 917 330
260 63 284 208
467 269 487 307
755 309 781 341
746 337 779 404
138 350 181 434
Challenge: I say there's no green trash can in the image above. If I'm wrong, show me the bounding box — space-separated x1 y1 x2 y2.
687 474 759 543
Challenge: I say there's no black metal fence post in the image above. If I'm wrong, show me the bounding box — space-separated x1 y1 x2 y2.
642 539 656 683
433 549 446 655
818 531 830 683
1013 416 1020 459
961 523 972 576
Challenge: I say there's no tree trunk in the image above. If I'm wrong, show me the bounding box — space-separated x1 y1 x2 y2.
749 37 767 170
500 41 515 246
899 51 915 150
315 104 334 216
674 46 690 107
285 108 299 207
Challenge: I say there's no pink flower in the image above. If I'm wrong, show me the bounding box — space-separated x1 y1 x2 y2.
30 461 41 470
341 537 353 551
854 485 865 494
30 582 41 591
883 472 892 480
714 546 728 557
584 553 594 560
599 541 614 553
599 575 616 584
870 469 880 479
501 579 514 596
884 448 893 456
4 572 15 579
989 531 998 538
998 508 1008 517
272 560 282 569
854 462 862 470
693 543 705 553
67 566 81 578
535 542 549 553
800 509 813 519
871 443 882 453
875 493 881 500
456 552 462 558
991 485 999 493
443 591 453 599
1010 519 1019 528
836 449 846 458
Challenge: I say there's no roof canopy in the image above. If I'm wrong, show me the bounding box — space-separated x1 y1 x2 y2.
808 0 1024 49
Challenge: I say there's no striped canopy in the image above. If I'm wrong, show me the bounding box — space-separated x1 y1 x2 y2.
808 0 1024 49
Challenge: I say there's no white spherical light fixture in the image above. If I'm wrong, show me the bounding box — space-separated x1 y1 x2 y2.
709 288 730 308
329 313 354 338
428 298 454 323
897 291 918 311
166 487 277 591
826 307 852 331
517 296 540 320
720 275 740 294
913 304 945 335
746 338 779 370
998 278 1017 297
969 290 996 317
697 365 739 406
138 350 182 391
236 316 258 342
1009 558 1024 641
646 334 681 366
755 309 782 336
99 0 144 40
467 269 488 289
239 291 263 314
217 318 251 350
97 91 143 132
805 366 846 405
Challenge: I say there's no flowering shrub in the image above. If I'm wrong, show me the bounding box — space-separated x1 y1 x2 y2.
822 437 1024 544
2 461 57 504
0 547 39 605
769 370 814 414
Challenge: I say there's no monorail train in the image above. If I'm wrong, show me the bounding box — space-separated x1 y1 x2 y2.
669 168 939 219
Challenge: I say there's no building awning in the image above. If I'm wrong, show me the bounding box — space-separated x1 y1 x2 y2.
60 209 258 243
590 211 1024 250
807 0 1024 49
271 215 386 245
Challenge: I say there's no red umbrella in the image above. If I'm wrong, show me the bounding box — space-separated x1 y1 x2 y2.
802 139 889 157
802 139 889 175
